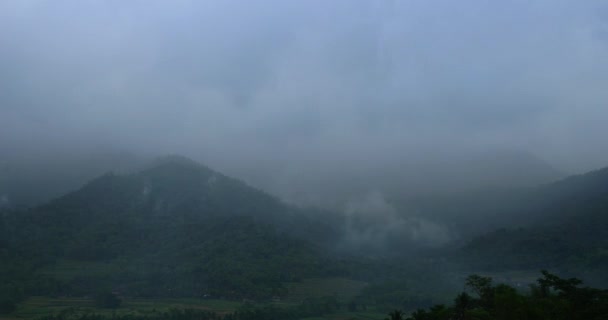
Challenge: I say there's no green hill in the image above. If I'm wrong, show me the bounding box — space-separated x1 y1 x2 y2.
459 167 608 285
1 156 339 301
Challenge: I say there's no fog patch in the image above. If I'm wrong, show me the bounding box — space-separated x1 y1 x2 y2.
339 191 451 253
0 194 9 208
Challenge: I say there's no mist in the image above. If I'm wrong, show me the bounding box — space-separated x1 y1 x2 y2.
5 3 608 315
2 0 608 206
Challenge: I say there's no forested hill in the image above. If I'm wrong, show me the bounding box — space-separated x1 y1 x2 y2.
459 166 608 285
5 155 608 315
0 156 341 300
43 155 289 220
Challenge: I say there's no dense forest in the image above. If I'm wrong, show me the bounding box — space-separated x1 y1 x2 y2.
0 158 451 315
400 271 608 320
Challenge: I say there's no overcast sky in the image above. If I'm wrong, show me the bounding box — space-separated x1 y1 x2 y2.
2 0 608 185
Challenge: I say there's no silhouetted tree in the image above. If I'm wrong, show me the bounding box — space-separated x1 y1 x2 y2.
387 309 405 320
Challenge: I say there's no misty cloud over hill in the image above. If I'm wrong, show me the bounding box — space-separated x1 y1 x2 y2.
4 2 608 317
2 1 608 193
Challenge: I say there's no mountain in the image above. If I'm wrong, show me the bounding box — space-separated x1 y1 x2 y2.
458 166 608 285
1 156 341 300
259 148 563 209
4 153 601 311
1 148 562 213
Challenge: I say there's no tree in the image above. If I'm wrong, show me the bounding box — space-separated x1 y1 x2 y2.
465 275 492 299
453 292 471 320
387 309 405 320
406 272 608 320
465 275 493 309
537 270 581 297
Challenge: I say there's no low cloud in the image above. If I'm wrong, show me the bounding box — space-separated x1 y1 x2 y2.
340 191 452 252
1 1 608 204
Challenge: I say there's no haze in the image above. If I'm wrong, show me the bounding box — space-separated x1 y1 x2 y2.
2 0 608 206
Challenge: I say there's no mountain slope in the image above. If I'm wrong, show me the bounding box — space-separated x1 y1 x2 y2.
263 149 563 209
458 166 608 285
2 156 338 299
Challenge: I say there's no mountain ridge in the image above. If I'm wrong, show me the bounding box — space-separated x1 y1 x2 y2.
457 164 608 285
1 157 342 300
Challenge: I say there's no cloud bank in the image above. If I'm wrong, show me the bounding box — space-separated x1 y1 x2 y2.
1 0 608 196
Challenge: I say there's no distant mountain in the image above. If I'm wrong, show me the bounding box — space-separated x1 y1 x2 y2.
0 148 562 217
458 166 608 285
262 148 563 209
2 156 339 299
2 153 588 310
266 149 564 244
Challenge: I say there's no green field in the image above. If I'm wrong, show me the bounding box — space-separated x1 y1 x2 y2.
5 296 242 320
2 278 384 320
4 296 385 320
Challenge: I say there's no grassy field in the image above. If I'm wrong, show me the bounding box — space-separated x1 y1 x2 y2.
3 296 386 320
2 277 383 320
5 296 242 320
40 261 371 304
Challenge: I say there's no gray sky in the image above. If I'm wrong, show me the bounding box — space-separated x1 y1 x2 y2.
2 0 608 195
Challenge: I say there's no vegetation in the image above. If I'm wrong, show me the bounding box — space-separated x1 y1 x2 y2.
3 157 608 319
0 160 338 302
10 296 381 320
385 271 608 320
459 168 608 287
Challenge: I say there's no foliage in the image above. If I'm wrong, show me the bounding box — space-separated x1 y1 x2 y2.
458 167 608 283
32 297 351 320
0 161 340 301
394 271 608 320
